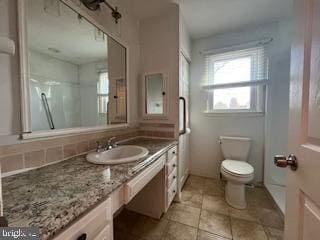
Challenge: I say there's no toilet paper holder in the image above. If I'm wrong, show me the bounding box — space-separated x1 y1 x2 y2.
0 36 15 55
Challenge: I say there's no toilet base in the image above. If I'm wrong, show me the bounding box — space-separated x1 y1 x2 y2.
225 181 247 209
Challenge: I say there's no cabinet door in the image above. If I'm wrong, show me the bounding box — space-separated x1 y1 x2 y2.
178 133 190 189
142 72 168 119
179 53 190 131
53 198 112 240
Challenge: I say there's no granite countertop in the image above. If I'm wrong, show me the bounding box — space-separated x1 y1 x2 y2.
2 137 177 240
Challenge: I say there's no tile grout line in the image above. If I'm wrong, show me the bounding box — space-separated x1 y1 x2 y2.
199 229 233 240
198 185 234 240
197 190 204 240
159 218 170 240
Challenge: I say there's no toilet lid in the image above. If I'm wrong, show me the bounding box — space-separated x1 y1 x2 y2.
222 160 254 176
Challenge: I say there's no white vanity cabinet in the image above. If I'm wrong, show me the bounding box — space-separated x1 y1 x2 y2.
166 146 178 211
53 198 113 240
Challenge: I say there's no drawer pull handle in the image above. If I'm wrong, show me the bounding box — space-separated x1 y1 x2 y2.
172 151 176 155
173 176 176 179
77 233 87 240
173 190 176 193
173 164 176 167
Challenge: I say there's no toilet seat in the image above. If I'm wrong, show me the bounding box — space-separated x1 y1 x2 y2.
221 159 254 178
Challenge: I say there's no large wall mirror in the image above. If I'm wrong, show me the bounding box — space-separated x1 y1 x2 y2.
19 0 127 137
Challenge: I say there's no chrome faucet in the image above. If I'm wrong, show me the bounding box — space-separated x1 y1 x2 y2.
95 137 118 152
106 137 117 150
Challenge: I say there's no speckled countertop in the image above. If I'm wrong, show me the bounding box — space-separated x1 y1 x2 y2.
2 137 177 240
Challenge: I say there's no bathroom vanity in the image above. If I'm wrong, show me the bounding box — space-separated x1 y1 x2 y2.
2 138 178 240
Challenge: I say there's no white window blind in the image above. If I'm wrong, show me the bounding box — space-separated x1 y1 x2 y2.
203 45 268 113
97 71 109 114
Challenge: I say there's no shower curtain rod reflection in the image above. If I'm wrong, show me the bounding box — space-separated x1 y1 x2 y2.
41 93 55 130
80 0 122 23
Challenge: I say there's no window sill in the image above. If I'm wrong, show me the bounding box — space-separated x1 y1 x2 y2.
203 111 265 117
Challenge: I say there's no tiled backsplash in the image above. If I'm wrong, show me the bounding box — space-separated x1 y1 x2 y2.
0 125 176 174
0 128 138 174
139 123 176 138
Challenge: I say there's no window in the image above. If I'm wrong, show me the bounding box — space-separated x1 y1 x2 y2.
204 46 268 113
97 71 109 115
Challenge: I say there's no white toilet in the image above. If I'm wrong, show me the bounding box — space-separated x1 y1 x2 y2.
219 136 254 209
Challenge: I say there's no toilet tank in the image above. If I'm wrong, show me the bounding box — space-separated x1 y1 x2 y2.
219 136 251 161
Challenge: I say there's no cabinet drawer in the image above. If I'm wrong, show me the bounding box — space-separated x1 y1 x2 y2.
54 198 112 240
124 154 166 203
167 146 177 162
167 179 177 207
166 156 177 176
167 168 177 187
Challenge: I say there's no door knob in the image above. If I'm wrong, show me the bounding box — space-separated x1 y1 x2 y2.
274 154 298 171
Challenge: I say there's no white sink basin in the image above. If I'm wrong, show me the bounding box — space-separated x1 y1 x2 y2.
86 145 149 165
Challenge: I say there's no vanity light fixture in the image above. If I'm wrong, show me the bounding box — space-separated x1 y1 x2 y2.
80 0 122 23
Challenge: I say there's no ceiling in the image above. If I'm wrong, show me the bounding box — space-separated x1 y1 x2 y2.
126 0 175 20
130 0 293 39
179 0 294 39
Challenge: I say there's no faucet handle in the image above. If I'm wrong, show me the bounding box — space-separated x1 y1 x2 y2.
107 136 116 144
107 137 117 149
96 141 104 152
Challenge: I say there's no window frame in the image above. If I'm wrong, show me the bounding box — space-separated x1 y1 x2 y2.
203 46 267 114
97 71 109 116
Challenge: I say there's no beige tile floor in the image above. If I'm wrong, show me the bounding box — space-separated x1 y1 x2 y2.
114 175 284 240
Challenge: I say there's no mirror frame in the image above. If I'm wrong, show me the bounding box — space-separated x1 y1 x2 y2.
142 71 168 120
17 0 130 139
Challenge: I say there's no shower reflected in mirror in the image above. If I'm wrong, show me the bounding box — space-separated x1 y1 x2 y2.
26 0 127 132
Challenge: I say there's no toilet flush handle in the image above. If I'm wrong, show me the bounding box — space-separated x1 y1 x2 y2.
274 154 298 171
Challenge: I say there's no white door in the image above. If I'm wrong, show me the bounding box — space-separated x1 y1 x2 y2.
278 0 320 239
178 52 191 193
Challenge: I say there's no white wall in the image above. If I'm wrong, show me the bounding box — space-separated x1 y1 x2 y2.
179 11 191 60
139 4 180 136
0 0 20 137
264 21 292 186
179 8 191 127
190 22 291 184
0 0 140 142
